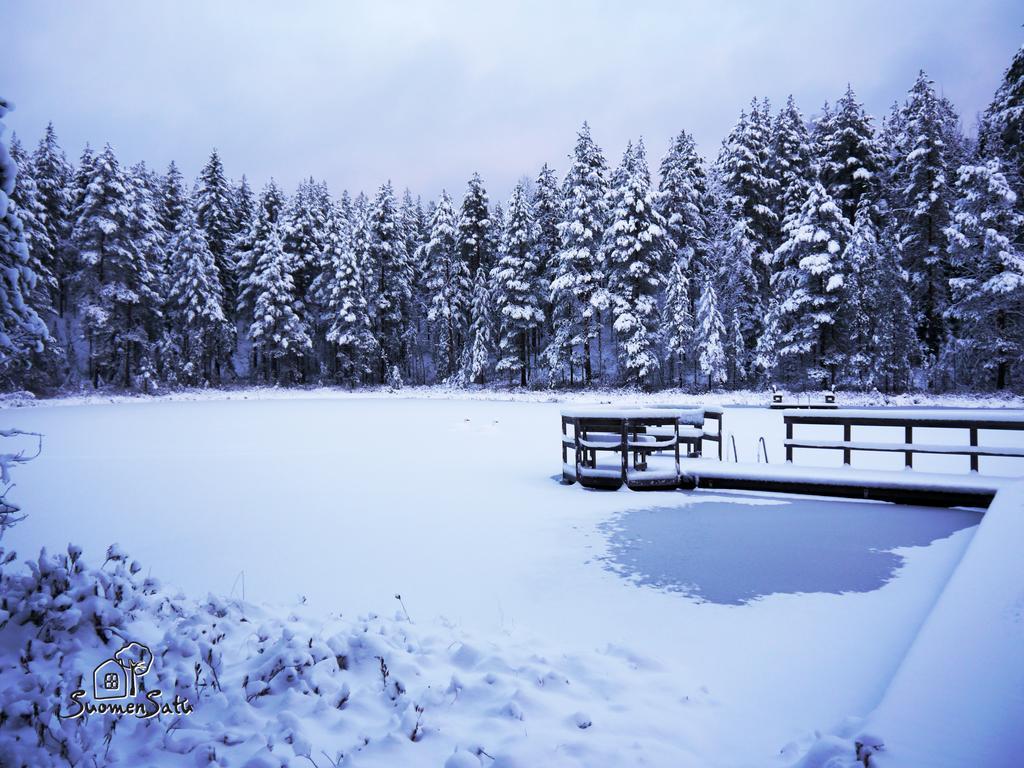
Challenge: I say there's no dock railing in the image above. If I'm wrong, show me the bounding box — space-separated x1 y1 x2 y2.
783 409 1024 473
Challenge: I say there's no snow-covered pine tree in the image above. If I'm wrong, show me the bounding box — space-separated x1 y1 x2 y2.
457 173 492 276
753 297 782 384
195 149 236 315
708 199 760 354
323 202 377 386
547 122 609 384
247 218 311 382
367 182 411 382
126 162 167 378
979 44 1024 207
0 99 47 368
494 181 543 386
892 71 963 361
235 180 286 323
945 159 1024 389
845 198 916 391
350 191 373 308
233 175 255 238
532 163 562 342
726 309 746 386
166 200 233 384
158 161 186 242
770 96 816 246
533 164 562 283
771 180 852 386
661 257 693 387
9 136 55 319
400 189 429 385
31 124 73 318
460 267 495 385
817 86 883 224
694 279 727 389
71 144 160 388
284 177 330 306
605 139 667 387
716 100 779 306
423 191 470 379
657 128 709 301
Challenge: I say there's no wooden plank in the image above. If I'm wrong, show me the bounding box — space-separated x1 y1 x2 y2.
843 421 851 466
970 427 979 472
693 474 994 509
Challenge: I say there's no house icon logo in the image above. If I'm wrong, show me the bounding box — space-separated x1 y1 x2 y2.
59 638 193 720
93 641 153 700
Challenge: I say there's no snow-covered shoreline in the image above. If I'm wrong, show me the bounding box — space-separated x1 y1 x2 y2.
5 384 1024 411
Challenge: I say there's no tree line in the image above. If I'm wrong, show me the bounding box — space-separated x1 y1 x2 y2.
2 47 1023 394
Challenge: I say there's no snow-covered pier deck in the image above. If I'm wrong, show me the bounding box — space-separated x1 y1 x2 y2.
562 405 1024 507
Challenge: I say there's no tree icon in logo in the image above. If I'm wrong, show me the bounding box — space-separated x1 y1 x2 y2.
93 641 153 700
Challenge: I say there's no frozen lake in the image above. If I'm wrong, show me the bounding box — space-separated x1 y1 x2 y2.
602 495 980 604
0 395 998 766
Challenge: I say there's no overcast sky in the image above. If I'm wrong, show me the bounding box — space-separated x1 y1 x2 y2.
2 1 1021 202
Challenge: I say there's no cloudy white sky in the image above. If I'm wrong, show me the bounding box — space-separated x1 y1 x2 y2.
2 1 1021 202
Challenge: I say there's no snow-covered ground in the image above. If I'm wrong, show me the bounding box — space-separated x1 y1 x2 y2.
1 392 1021 766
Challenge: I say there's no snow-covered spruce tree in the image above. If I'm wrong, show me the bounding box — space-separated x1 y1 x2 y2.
30 123 73 318
494 181 543 386
694 278 727 389
846 199 916 391
771 180 852 387
547 122 609 384
533 163 562 290
460 267 495 385
0 99 47 367
235 180 286 324
8 136 58 366
283 178 331 378
401 189 430 385
195 149 236 316
71 144 160 389
726 309 747 386
979 44 1024 202
708 199 760 365
247 218 311 382
716 99 779 308
753 297 782 384
605 140 667 387
423 191 470 380
457 172 493 276
657 128 709 303
367 182 411 382
233 175 255 237
945 160 1024 389
323 202 377 386
770 96 816 244
166 201 233 384
284 177 330 306
817 86 883 224
891 71 963 363
158 160 187 243
661 257 693 387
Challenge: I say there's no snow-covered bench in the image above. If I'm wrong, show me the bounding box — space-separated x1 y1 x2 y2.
783 408 1024 473
560 407 714 490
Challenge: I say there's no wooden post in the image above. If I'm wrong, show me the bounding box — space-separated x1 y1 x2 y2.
843 421 851 466
674 419 680 480
970 427 979 472
785 418 793 463
905 425 913 468
620 420 628 483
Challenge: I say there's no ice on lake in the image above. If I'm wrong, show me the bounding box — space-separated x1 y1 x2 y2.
600 493 981 604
